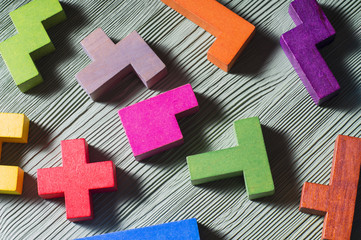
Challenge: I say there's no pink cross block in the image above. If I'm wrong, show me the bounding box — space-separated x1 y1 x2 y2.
76 28 167 101
118 84 199 161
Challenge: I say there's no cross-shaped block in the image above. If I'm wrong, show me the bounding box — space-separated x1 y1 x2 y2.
186 117 274 199
300 135 361 239
76 218 200 240
118 84 199 161
37 138 117 222
280 0 340 105
161 0 255 72
76 28 167 101
0 0 66 92
0 113 29 195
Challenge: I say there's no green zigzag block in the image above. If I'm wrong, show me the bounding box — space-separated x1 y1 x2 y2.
0 0 66 92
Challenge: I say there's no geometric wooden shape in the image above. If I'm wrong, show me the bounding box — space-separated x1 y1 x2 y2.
75 218 200 240
76 28 167 101
0 113 29 195
161 0 255 72
118 84 199 161
187 117 274 199
300 135 361 239
0 0 66 92
0 166 24 195
0 113 29 161
37 138 117 222
280 0 340 105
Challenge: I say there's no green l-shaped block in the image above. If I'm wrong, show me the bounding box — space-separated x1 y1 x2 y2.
187 117 274 199
0 0 66 92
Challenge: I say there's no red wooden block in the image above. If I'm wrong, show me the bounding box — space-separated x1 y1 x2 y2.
37 138 117 222
300 135 361 239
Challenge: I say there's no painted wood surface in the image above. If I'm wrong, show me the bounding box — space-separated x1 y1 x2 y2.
300 135 361 239
0 0 360 239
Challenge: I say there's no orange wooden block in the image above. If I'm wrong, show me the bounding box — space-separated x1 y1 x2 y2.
161 0 255 72
300 135 361 240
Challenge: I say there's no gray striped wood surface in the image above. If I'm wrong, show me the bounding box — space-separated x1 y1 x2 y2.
0 0 360 239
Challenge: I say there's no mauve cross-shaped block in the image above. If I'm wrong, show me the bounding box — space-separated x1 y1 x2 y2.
161 0 255 72
76 28 167 101
186 117 274 199
280 0 339 105
37 138 117 221
0 0 66 92
300 135 361 239
118 84 199 161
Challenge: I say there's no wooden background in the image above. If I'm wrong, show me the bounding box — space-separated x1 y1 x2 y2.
0 0 360 239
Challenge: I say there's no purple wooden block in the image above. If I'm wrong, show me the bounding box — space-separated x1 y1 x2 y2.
280 0 340 105
76 28 167 101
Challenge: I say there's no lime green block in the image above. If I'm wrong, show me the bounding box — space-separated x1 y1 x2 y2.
0 0 66 92
187 117 274 199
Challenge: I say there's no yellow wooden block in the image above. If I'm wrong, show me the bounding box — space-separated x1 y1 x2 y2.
0 113 29 161
0 113 29 143
0 166 24 195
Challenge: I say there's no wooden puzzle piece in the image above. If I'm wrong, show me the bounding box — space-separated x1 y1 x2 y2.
186 117 274 199
76 28 167 101
300 135 361 240
0 113 29 195
37 138 117 222
161 0 255 72
280 0 339 105
76 218 200 239
118 84 198 161
0 166 24 195
0 0 66 92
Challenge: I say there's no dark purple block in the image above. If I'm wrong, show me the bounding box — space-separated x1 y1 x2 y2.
280 0 339 105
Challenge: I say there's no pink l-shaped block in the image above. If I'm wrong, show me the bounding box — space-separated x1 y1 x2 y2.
118 84 199 161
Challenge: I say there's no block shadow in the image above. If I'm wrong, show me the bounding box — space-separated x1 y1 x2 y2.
1 121 50 167
198 223 224 240
317 6 361 109
26 2 87 96
254 126 299 206
75 146 142 232
95 42 191 106
140 92 224 167
229 29 278 76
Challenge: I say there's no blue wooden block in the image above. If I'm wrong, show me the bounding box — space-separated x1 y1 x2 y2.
76 218 200 240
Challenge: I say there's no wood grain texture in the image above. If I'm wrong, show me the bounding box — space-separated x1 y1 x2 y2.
300 135 361 240
280 0 340 105
0 0 360 239
76 28 167 101
161 0 255 72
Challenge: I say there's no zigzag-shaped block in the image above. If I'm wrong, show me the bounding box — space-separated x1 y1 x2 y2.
0 0 66 92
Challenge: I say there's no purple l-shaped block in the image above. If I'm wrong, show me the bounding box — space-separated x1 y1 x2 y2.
280 0 339 105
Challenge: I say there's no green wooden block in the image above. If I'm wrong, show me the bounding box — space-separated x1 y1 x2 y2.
0 0 66 92
187 117 274 199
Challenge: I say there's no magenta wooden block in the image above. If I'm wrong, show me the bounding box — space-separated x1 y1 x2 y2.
76 28 167 101
118 84 199 161
280 0 340 105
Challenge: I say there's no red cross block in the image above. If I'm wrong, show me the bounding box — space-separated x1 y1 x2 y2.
300 135 361 239
37 138 117 222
